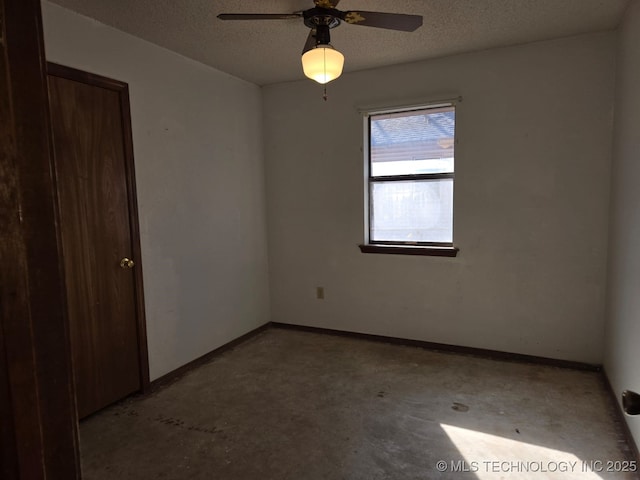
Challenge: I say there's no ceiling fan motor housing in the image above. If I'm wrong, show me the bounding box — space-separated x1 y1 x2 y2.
304 8 341 29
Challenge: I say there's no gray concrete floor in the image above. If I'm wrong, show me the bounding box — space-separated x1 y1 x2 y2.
80 328 638 479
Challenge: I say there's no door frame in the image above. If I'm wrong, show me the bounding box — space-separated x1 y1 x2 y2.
47 62 150 393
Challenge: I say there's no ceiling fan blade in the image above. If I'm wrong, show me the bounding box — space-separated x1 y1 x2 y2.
302 29 317 54
314 0 341 7
217 13 302 21
340 11 423 32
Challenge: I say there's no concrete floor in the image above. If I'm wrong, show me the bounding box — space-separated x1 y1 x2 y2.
80 328 638 479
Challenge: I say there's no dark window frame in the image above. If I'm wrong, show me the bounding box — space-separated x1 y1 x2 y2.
360 102 459 257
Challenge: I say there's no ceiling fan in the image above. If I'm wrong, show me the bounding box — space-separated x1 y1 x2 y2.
218 0 423 85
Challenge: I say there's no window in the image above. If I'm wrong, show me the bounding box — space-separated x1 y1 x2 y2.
360 103 458 257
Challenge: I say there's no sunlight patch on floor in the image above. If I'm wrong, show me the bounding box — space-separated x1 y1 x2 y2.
440 424 603 479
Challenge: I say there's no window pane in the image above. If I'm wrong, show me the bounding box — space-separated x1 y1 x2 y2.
371 179 453 243
370 106 455 177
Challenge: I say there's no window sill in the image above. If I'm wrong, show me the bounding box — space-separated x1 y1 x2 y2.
358 244 459 257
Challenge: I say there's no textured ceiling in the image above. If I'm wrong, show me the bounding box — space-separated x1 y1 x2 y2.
47 0 630 86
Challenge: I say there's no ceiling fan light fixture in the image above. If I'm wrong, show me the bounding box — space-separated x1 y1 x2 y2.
301 44 344 84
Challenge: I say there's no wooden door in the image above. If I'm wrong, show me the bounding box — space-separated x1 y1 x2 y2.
1 2 81 477
47 64 149 419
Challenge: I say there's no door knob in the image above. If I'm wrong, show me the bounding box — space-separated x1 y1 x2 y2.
119 257 135 269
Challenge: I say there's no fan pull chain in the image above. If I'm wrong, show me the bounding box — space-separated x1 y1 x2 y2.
323 85 328 101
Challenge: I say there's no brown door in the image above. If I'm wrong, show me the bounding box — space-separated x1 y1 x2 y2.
47 64 149 419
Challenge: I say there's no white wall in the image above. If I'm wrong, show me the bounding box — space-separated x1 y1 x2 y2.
605 0 640 451
264 32 615 364
42 2 270 380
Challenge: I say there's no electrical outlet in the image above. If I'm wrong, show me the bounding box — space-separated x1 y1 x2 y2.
316 287 325 300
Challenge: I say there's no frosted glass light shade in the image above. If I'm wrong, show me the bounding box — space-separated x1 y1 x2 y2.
301 45 344 84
